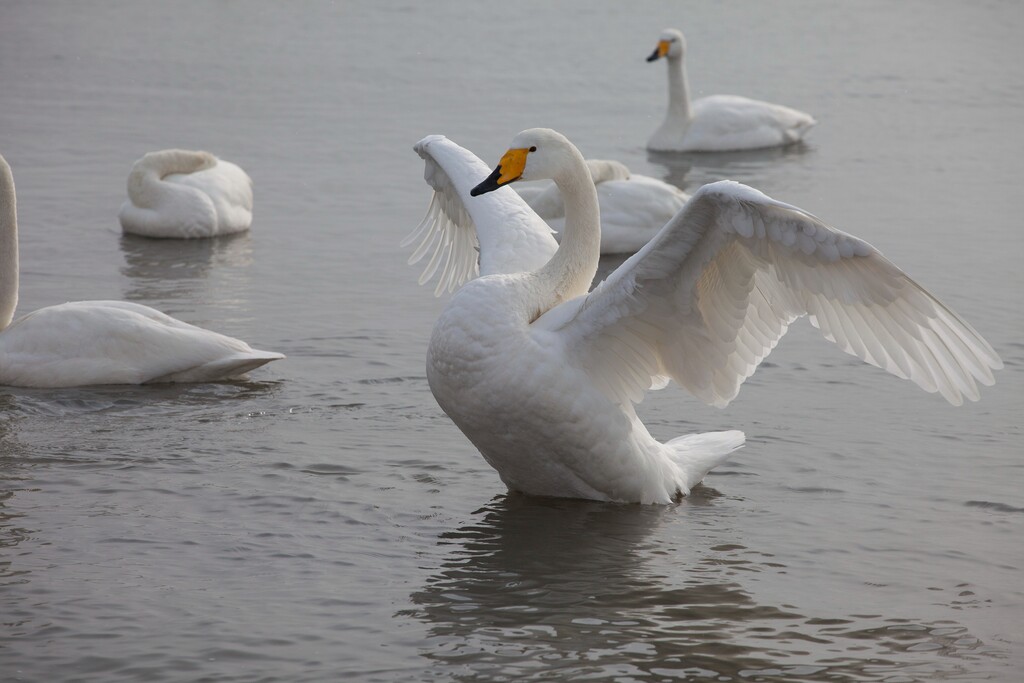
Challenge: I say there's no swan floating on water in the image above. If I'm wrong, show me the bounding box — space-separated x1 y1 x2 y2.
0 153 283 387
414 130 1001 504
515 159 689 254
646 28 816 152
118 149 254 238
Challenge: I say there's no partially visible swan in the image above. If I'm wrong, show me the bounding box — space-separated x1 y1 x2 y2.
118 149 253 238
415 129 1001 504
516 159 690 253
0 154 283 387
646 28 816 152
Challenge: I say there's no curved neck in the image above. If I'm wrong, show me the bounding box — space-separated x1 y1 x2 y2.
665 54 693 124
126 150 214 208
532 150 601 307
0 157 19 330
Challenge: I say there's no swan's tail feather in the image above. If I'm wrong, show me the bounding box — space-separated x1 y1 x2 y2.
146 351 285 383
668 430 745 494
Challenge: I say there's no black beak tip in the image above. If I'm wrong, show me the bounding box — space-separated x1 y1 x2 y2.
646 49 661 63
471 165 504 197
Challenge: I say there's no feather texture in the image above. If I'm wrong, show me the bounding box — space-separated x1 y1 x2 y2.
534 181 1001 408
404 135 557 295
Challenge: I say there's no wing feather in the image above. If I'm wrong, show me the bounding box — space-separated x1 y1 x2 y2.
406 135 558 295
532 181 1001 408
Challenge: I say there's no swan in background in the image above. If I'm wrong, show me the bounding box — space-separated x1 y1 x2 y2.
646 28 816 152
0 153 283 387
516 158 689 253
415 129 1000 504
118 149 253 238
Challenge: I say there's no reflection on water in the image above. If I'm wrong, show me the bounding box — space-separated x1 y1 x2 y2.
119 232 253 305
0 420 32 595
647 142 814 190
0 381 282 423
405 494 992 682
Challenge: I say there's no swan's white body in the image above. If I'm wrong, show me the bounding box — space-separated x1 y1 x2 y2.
516 159 689 254
118 149 253 238
0 154 282 387
413 130 1001 504
647 29 816 152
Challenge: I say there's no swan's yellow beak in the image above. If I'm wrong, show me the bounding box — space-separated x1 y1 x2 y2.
646 40 670 62
471 148 529 196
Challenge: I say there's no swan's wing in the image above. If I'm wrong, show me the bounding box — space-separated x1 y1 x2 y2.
689 95 816 151
174 160 254 209
532 181 1001 408
405 135 558 295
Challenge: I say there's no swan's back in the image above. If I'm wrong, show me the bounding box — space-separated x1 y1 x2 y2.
0 301 282 387
686 95 816 152
166 160 254 233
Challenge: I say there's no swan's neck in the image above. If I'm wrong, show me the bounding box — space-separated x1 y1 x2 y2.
531 151 601 309
0 158 19 330
665 54 693 126
126 150 215 208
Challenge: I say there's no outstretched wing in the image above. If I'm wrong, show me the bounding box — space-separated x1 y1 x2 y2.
404 135 557 295
533 181 1001 407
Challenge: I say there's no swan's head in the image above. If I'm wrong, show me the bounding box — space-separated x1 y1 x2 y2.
471 128 580 196
646 28 685 62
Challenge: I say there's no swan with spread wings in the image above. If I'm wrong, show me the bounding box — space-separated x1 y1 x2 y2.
410 130 1001 504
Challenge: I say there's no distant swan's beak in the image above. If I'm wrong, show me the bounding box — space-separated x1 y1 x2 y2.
646 40 670 62
471 148 529 196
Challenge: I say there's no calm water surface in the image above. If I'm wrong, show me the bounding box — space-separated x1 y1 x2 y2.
1 1 1022 681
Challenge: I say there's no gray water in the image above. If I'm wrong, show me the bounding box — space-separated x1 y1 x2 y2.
1 1 1022 681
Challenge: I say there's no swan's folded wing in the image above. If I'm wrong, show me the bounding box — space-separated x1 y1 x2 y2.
405 135 558 295
533 181 1002 408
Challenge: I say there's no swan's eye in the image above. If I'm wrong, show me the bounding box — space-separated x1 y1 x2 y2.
529 146 537 152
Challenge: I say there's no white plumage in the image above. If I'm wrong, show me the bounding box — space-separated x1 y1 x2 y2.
118 149 254 238
402 135 559 296
646 28 816 152
515 159 689 254
412 130 1001 504
0 153 282 387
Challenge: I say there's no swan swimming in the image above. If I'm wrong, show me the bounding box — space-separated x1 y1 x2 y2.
415 129 1001 504
646 28 816 152
118 149 254 238
0 153 283 387
515 159 689 254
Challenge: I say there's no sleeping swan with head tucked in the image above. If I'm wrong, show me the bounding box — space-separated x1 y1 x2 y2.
0 153 282 387
411 129 1000 504
118 149 253 238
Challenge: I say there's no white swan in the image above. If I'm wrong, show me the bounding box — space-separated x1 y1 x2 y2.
415 129 1001 504
646 28 816 152
0 154 283 387
516 159 690 254
118 149 254 238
